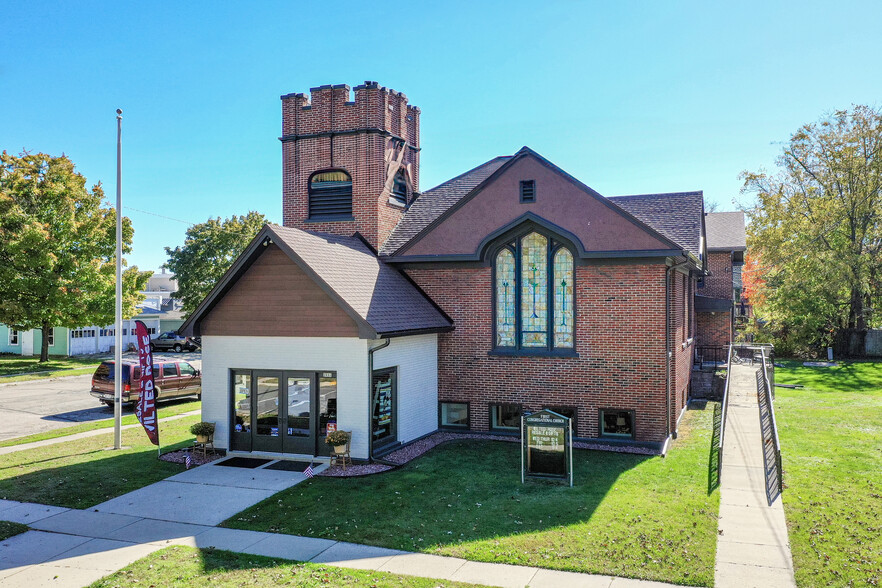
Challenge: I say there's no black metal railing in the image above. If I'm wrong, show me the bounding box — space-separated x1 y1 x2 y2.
758 347 783 504
717 344 734 481
695 345 728 370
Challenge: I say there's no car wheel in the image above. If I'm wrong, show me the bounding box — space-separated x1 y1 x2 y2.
102 400 114 407
174 344 182 353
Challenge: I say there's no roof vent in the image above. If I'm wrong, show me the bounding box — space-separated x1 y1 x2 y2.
520 180 535 203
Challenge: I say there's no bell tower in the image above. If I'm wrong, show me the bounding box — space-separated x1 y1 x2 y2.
280 82 420 250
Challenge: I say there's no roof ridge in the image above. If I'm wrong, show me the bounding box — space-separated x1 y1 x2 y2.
421 156 512 194
609 190 703 200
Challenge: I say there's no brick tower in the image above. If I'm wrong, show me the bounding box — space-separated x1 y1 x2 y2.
280 82 420 250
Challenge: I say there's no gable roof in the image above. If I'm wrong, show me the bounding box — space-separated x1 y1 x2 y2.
608 192 705 259
380 156 511 255
705 211 747 251
180 224 452 339
381 148 704 261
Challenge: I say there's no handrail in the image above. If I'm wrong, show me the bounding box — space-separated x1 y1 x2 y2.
760 348 784 498
717 343 734 481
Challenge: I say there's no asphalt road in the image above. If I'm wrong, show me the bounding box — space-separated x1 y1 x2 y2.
0 352 201 442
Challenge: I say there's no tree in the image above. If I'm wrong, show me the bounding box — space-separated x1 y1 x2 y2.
165 212 267 317
741 105 882 356
0 151 151 362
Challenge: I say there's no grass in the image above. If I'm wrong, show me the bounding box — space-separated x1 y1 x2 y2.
224 404 720 587
774 359 882 587
0 399 201 448
0 520 28 541
0 354 103 383
89 545 483 588
0 414 199 509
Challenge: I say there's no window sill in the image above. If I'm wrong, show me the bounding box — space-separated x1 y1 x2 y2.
387 197 406 208
305 216 355 223
488 348 579 358
682 338 694 349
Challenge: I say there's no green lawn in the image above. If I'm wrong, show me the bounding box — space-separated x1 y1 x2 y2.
0 520 28 541
90 545 483 588
0 355 103 382
224 405 720 587
0 414 198 508
774 360 882 587
0 400 201 448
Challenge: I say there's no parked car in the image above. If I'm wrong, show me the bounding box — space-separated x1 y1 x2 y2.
150 331 200 353
90 360 201 406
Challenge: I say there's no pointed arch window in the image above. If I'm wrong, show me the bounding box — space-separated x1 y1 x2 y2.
494 231 575 353
391 169 408 205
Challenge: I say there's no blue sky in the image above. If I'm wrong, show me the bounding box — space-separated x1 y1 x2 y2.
3 1 880 272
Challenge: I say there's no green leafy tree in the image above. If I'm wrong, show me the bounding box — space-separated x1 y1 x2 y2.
0 151 151 362
741 105 882 356
165 212 267 317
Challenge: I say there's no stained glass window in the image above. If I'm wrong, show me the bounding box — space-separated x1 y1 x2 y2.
521 233 548 347
553 248 574 347
495 248 516 347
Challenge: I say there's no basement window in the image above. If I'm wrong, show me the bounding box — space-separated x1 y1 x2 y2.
599 409 635 439
520 180 535 203
490 403 521 431
440 402 469 428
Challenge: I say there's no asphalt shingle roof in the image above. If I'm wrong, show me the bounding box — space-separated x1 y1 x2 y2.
380 156 512 255
269 225 452 336
705 211 747 251
607 192 705 258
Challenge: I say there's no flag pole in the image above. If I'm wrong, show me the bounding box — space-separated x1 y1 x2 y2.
113 109 123 450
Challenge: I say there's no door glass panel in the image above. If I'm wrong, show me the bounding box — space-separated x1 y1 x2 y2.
233 372 251 433
255 376 280 437
286 377 311 437
318 375 337 438
372 370 395 445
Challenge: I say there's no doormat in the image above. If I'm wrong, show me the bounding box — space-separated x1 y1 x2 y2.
264 460 314 472
215 457 273 469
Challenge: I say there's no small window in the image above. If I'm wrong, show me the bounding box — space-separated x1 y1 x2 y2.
520 180 535 203
47 329 54 346
391 169 408 205
9 330 19 345
147 327 157 335
162 364 178 378
490 403 521 431
309 170 352 219
600 409 635 439
440 402 469 428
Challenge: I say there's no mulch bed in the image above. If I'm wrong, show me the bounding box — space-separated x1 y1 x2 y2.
159 448 224 467
317 431 657 478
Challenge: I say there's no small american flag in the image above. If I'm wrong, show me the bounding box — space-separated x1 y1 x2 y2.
185 452 192 470
303 464 314 478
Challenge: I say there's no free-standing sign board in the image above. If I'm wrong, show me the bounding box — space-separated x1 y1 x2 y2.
521 409 573 486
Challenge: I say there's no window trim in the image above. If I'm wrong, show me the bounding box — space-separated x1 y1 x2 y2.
598 408 636 440
46 329 54 347
308 168 354 220
438 401 470 429
491 229 577 355
488 402 522 433
8 329 19 346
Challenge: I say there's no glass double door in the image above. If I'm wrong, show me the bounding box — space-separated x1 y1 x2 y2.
231 370 338 455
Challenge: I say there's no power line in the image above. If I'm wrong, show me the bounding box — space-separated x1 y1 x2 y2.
123 205 195 226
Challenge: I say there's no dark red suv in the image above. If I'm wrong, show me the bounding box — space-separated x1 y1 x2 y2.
90 360 201 406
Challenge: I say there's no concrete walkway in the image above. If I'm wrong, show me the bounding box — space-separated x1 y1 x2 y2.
0 410 200 456
714 362 796 588
0 459 680 588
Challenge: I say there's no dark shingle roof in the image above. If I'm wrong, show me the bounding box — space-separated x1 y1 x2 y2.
705 211 746 251
380 156 512 255
607 192 705 258
269 225 452 336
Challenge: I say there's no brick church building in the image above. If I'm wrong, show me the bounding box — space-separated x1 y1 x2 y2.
182 82 745 461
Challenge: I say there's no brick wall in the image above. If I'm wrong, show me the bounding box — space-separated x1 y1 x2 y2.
697 311 731 347
669 270 694 433
406 262 680 444
280 82 420 250
702 252 733 299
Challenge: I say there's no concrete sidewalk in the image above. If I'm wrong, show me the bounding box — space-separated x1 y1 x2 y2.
0 459 681 588
714 363 796 588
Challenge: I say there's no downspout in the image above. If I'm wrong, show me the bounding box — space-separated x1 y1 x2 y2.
367 338 391 461
665 259 690 452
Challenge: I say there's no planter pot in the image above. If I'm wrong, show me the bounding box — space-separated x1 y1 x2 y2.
196 434 210 444
334 444 347 454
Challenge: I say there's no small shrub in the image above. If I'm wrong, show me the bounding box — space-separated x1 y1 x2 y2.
189 422 215 437
324 430 350 446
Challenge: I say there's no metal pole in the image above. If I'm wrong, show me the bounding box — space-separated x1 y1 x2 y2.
113 109 123 450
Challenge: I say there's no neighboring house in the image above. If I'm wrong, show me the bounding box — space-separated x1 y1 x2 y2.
181 82 710 462
0 270 183 356
695 211 747 350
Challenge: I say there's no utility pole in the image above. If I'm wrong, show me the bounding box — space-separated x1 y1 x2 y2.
114 108 123 450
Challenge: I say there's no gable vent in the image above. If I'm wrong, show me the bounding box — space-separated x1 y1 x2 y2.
520 180 535 203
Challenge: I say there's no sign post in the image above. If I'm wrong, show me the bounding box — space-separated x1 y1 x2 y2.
522 409 573 487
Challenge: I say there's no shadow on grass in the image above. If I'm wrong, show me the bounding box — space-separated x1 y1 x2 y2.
707 400 722 494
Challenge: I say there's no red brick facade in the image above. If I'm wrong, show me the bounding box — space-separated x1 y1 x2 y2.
697 311 731 347
702 252 733 299
281 83 420 250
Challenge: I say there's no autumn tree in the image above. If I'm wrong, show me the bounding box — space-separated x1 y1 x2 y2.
742 105 882 356
164 212 267 317
0 151 151 361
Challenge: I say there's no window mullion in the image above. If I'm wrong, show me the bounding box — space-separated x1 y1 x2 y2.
514 242 522 350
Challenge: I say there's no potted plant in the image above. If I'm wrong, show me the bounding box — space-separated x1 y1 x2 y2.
325 430 351 453
190 421 215 444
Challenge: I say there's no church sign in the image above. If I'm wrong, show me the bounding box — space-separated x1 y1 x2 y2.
521 409 573 486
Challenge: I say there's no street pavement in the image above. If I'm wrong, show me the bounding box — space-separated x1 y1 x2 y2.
0 352 201 442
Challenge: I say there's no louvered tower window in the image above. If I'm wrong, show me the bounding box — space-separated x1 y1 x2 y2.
391 169 408 205
309 170 352 219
